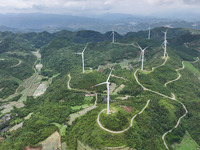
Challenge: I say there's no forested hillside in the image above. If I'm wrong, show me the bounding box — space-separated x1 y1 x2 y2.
0 27 199 150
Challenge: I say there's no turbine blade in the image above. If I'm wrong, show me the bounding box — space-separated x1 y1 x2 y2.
132 42 137 48
82 43 88 53
143 46 149 51
137 43 143 51
106 67 114 82
93 82 107 87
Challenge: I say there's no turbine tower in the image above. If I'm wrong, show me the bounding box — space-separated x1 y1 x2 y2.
137 43 149 71
111 29 115 43
162 30 168 58
148 26 151 39
73 43 88 73
92 67 114 114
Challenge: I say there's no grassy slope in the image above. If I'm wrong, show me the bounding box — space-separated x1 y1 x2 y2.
175 131 200 150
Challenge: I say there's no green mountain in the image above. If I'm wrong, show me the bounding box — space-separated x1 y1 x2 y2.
0 27 199 150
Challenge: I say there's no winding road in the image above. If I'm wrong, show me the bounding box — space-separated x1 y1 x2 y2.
97 100 150 134
67 74 94 93
134 57 189 149
143 53 168 73
67 51 199 149
67 74 98 125
164 61 185 87
10 59 22 68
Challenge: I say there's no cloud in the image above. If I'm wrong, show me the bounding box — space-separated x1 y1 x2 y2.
146 0 177 5
182 0 200 5
0 0 199 16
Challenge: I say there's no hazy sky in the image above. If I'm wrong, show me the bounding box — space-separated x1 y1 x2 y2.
0 0 199 17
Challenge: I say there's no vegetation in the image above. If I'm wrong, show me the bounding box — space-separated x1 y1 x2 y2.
99 107 130 131
174 131 200 150
0 27 199 150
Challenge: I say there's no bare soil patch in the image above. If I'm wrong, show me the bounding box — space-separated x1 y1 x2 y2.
24 146 42 150
121 106 133 113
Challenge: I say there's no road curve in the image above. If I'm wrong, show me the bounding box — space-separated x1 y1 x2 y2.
164 61 185 87
67 74 72 90
134 61 188 149
143 53 168 73
192 57 199 64
134 69 174 100
67 74 94 93
97 100 150 134
10 59 22 68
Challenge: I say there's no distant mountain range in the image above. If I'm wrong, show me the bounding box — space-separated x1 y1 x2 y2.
0 13 199 34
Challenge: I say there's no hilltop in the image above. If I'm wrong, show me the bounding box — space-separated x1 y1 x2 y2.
0 27 199 150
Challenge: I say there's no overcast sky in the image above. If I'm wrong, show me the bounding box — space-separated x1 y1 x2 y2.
0 0 199 17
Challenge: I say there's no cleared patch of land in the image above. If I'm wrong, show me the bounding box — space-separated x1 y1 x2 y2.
9 113 33 132
41 131 61 150
113 84 125 94
32 51 41 59
51 123 67 136
109 83 117 94
121 106 133 113
33 82 47 97
68 103 97 125
0 51 43 114
98 59 137 71
9 122 23 132
35 64 43 72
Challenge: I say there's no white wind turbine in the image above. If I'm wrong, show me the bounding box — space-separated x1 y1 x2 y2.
111 29 115 43
92 67 114 114
148 26 151 39
162 30 168 58
73 43 88 73
137 43 149 71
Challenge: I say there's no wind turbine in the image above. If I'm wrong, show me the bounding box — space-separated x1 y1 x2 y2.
137 43 149 71
162 30 168 58
148 26 151 39
111 29 115 43
73 43 88 73
92 67 114 114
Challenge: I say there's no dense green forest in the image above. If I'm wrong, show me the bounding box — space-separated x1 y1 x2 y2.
0 27 199 150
